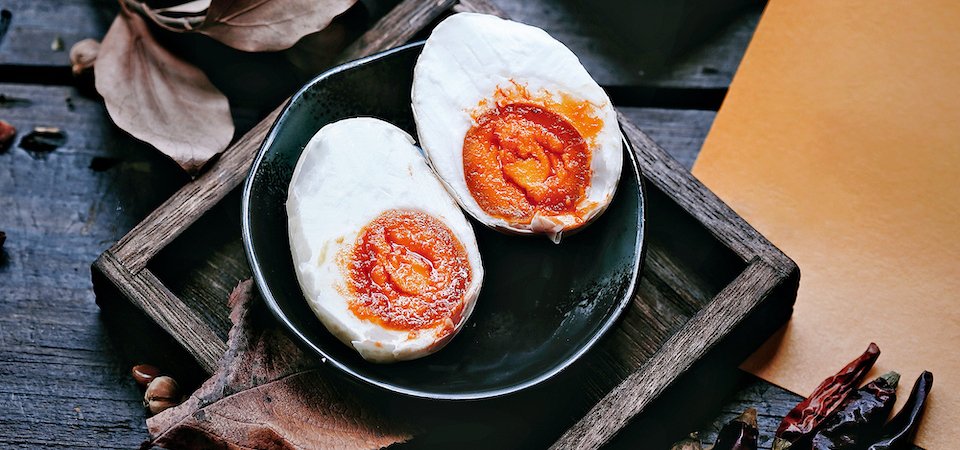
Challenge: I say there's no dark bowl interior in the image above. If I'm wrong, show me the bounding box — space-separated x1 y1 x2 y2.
242 42 645 400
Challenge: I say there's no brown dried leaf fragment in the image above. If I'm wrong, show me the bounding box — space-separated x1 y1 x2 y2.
147 280 411 449
201 0 357 51
127 0 357 52
95 10 233 174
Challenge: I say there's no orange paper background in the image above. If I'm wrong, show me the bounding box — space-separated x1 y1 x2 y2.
692 0 960 448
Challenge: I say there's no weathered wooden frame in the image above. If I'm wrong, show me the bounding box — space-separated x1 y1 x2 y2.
92 0 798 448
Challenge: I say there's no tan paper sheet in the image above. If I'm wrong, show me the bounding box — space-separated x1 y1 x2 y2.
692 1 960 447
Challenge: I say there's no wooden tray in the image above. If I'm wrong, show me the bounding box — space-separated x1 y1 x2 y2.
92 0 799 448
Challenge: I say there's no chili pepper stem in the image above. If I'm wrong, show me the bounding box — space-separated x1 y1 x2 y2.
879 371 900 388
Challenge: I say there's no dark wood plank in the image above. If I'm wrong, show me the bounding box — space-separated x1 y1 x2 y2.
620 107 715 170
486 0 763 89
0 82 186 449
0 0 761 93
552 260 784 449
620 115 793 270
0 0 114 68
95 252 226 373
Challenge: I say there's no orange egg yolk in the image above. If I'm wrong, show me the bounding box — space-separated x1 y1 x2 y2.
345 209 471 332
462 83 603 224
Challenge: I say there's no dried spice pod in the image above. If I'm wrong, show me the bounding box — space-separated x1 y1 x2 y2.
144 375 182 415
714 408 758 450
867 371 934 450
670 432 704 450
0 119 15 152
131 364 161 388
773 343 881 450
811 371 899 450
19 127 67 159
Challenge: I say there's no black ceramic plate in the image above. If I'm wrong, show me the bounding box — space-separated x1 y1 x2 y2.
241 42 645 400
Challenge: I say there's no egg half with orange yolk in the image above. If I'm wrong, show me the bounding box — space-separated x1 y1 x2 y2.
286 118 483 363
412 13 623 243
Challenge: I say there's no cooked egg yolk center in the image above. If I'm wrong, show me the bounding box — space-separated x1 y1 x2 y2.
463 102 592 223
346 209 471 331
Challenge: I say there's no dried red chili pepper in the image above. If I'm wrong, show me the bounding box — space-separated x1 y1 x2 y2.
713 408 758 450
773 343 881 450
866 371 934 450
811 371 899 450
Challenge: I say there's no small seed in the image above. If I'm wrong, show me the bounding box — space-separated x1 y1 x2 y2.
69 39 100 76
131 364 161 388
143 376 182 415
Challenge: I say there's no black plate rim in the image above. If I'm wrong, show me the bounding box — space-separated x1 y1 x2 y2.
241 41 646 401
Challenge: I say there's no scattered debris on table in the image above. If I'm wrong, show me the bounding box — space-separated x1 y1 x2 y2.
131 364 161 388
0 94 32 107
143 375 182 415
18 126 67 158
0 120 15 152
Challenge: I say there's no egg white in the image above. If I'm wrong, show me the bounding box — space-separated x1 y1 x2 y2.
411 12 623 242
286 117 483 363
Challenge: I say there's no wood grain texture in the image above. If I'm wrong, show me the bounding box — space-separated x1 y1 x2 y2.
110 105 281 273
94 252 225 373
620 115 794 271
619 108 715 170
0 82 183 449
553 259 783 449
335 0 458 65
0 0 762 91
0 0 114 68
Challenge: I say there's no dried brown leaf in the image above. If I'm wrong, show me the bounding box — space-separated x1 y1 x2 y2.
147 280 412 449
94 10 233 174
128 0 358 52
199 0 358 52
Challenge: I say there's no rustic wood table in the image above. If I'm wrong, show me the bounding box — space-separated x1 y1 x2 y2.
1 1 899 449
